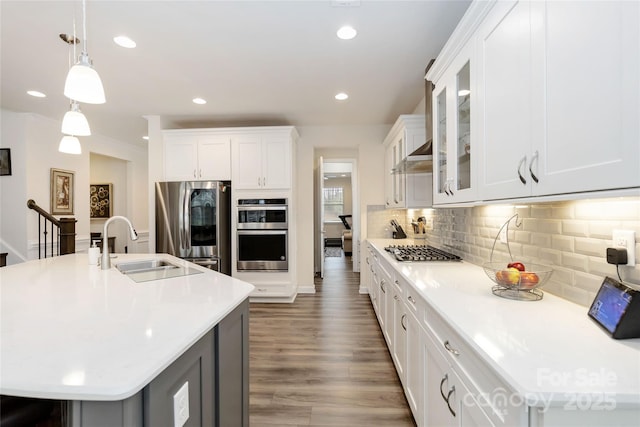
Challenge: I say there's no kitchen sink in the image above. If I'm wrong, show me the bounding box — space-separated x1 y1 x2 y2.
116 259 180 274
115 259 202 283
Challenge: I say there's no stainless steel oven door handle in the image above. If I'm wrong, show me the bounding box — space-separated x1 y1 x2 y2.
237 206 288 211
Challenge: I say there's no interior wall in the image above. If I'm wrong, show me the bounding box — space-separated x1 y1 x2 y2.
90 153 129 253
297 125 388 289
0 109 149 264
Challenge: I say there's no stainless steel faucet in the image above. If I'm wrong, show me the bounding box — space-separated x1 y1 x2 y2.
101 216 139 270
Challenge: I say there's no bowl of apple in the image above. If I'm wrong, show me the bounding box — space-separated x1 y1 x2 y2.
482 261 554 301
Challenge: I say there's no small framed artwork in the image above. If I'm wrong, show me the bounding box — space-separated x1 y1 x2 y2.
90 183 113 219
0 149 11 176
50 168 74 215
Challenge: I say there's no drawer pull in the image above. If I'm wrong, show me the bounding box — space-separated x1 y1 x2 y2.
394 295 399 301
380 281 386 293
444 340 460 356
407 295 416 305
401 314 407 331
446 386 457 417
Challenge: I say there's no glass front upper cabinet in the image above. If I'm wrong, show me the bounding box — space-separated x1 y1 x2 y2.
456 61 471 191
435 87 448 197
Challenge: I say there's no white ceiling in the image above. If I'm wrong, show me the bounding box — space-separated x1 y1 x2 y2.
0 0 470 145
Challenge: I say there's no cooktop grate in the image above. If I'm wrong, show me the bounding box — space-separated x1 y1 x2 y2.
384 245 462 262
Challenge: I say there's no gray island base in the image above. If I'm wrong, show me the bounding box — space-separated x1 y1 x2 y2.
71 300 249 427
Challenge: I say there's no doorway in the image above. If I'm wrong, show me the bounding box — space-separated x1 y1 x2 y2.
315 156 359 278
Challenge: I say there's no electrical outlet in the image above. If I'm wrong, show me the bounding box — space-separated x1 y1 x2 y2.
499 228 508 244
173 381 189 427
612 230 636 267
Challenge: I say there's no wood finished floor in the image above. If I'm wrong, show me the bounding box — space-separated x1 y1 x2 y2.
249 254 416 427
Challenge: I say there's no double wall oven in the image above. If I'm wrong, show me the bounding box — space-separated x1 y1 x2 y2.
236 198 288 271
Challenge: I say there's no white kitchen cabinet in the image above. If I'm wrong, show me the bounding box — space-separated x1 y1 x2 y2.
477 0 640 200
163 132 231 181
403 280 426 426
377 259 393 346
231 131 293 190
425 330 496 427
384 115 433 209
432 42 477 205
391 277 406 385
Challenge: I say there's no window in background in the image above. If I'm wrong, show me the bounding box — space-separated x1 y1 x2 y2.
323 187 344 221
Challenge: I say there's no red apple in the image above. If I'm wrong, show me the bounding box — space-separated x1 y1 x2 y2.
507 262 526 272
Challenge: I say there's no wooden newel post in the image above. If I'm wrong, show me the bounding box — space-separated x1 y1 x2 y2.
59 218 77 255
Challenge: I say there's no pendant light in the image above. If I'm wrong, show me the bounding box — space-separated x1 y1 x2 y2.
64 0 105 104
59 135 82 155
61 101 91 136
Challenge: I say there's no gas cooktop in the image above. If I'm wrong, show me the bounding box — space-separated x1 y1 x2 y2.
384 245 462 262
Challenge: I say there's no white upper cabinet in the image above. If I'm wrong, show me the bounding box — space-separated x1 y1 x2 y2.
477 0 640 200
432 42 477 205
231 128 296 190
163 132 231 181
384 115 433 209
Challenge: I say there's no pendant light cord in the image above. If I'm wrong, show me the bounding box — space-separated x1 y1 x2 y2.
82 0 87 54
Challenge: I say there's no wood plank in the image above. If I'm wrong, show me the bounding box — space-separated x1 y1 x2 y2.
249 255 416 426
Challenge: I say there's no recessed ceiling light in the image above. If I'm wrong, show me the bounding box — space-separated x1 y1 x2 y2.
27 90 46 98
335 92 349 101
337 25 357 40
193 98 207 105
113 36 136 48
142 136 149 141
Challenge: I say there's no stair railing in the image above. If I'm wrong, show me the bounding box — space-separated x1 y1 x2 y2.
26 199 76 258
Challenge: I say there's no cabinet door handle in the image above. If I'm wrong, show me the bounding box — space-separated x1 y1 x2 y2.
394 294 399 301
517 156 527 185
529 150 539 183
439 374 449 402
449 179 455 196
193 169 197 178
407 295 416 305
380 281 386 293
366 257 370 265
443 340 460 356
446 386 457 417
401 314 407 331
258 177 261 187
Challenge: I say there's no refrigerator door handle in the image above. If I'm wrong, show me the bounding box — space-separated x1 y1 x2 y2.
182 184 191 252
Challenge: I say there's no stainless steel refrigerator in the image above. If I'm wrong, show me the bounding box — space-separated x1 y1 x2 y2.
155 181 231 275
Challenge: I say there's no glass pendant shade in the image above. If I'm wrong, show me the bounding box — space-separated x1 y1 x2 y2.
59 135 82 155
64 52 105 104
61 102 91 136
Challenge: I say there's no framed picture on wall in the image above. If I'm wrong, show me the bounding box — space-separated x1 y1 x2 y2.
0 149 11 176
90 183 113 219
50 168 74 215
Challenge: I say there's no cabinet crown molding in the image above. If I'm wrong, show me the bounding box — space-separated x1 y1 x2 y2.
426 0 495 83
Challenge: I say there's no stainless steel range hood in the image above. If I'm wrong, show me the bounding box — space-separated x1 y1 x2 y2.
393 59 435 174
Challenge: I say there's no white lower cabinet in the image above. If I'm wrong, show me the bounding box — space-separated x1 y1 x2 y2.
391 278 406 385
404 299 424 424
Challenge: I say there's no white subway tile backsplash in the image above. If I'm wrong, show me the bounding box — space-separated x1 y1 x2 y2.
588 221 623 239
368 197 640 308
561 220 588 237
551 235 574 252
574 237 605 257
561 252 589 272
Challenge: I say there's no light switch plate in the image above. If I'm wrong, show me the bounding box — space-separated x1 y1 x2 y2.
173 381 189 427
612 230 636 267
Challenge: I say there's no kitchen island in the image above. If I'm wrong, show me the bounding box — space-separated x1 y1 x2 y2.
0 253 254 427
364 239 640 426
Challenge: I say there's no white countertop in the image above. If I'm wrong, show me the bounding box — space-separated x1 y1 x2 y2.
0 254 254 401
368 239 640 408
